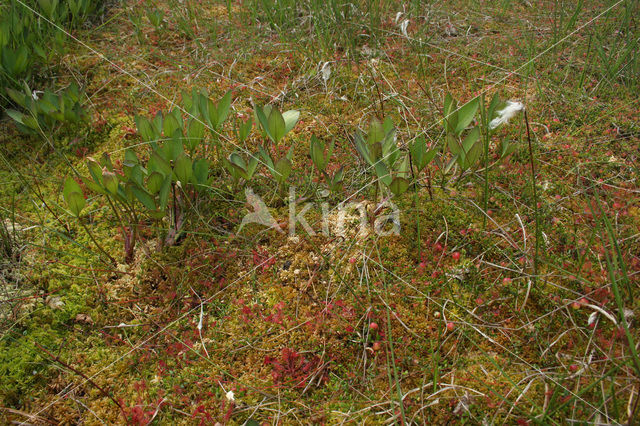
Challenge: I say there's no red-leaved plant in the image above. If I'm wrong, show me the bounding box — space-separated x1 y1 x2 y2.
264 348 327 389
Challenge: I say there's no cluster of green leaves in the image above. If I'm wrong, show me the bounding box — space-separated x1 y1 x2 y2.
30 0 103 25
222 104 300 188
179 88 232 156
0 0 105 106
255 105 300 186
5 83 87 135
222 112 258 185
443 93 514 174
130 2 197 43
354 117 412 196
309 136 344 193
135 107 204 155
408 135 438 181
58 87 524 265
442 94 483 172
223 150 259 186
351 94 520 200
63 99 215 263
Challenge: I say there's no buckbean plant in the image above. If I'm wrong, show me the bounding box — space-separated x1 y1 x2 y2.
64 92 223 263
1 0 106 107
61 88 523 265
442 92 517 176
309 135 344 194
255 104 300 189
6 83 87 136
354 117 411 197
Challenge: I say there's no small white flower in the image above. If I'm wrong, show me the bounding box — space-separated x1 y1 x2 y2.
225 390 235 402
489 101 524 129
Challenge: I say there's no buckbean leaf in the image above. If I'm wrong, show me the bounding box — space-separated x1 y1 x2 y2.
86 158 103 185
455 97 479 135
461 127 481 153
186 118 205 151
146 171 165 194
163 111 180 139
310 135 327 171
158 176 171 210
274 157 292 183
193 158 209 186
374 161 391 186
389 177 410 196
268 108 286 144
131 185 156 211
63 177 85 217
216 90 232 127
174 154 193 184
102 170 119 195
282 110 300 135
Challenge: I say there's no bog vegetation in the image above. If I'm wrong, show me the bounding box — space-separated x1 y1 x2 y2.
0 0 639 424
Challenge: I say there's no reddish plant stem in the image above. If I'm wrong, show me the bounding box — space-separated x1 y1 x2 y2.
34 343 127 421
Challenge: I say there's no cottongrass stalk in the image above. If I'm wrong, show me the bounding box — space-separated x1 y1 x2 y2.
480 95 490 229
482 97 525 229
523 108 540 289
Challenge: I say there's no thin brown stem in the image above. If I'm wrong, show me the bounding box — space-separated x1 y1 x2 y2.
34 342 127 421
79 219 117 267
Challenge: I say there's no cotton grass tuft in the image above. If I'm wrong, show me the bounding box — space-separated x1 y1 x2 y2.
489 101 524 129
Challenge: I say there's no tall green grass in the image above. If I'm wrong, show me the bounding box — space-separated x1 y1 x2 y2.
590 0 639 91
243 0 391 59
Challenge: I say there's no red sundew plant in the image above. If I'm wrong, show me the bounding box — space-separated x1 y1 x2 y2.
252 247 276 272
191 404 215 425
121 383 167 425
264 348 327 389
264 301 287 325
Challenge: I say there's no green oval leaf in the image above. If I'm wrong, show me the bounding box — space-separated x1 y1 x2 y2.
268 107 286 144
63 177 85 217
174 154 193 184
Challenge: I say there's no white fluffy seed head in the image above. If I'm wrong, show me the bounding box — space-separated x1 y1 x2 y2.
320 62 331 83
400 20 410 38
489 101 524 129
